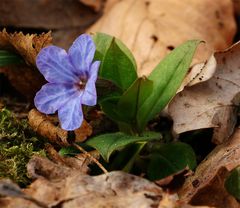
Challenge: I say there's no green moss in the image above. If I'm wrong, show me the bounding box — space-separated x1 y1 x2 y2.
0 108 45 186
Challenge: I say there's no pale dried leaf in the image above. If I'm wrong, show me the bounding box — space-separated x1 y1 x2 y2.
178 128 240 207
180 55 217 92
0 179 48 208
169 41 240 144
88 0 236 76
1 156 170 208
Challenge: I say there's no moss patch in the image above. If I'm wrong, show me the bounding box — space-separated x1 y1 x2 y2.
0 108 45 186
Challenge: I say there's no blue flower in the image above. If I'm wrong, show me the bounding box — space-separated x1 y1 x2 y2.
34 34 100 131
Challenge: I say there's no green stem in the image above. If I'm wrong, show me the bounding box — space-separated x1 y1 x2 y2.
122 142 146 172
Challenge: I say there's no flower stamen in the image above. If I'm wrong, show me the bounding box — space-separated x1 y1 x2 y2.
78 79 86 89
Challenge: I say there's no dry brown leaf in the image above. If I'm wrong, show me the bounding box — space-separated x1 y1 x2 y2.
45 144 99 174
88 0 236 76
0 0 102 30
0 156 214 208
0 0 105 49
0 29 52 98
178 128 240 207
0 156 168 208
0 29 52 66
187 167 239 208
169 41 240 144
28 109 92 146
27 154 97 181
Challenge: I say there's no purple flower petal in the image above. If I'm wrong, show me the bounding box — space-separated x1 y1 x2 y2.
36 46 79 84
58 95 83 130
34 83 80 114
81 61 100 106
68 34 96 77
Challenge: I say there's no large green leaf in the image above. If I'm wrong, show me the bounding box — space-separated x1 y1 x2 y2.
147 142 197 180
225 166 240 200
93 33 137 91
86 131 161 162
137 40 201 130
0 50 23 66
100 77 153 134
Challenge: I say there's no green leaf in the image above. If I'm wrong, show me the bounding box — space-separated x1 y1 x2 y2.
96 78 122 101
93 33 137 91
100 77 153 134
147 142 197 180
137 40 201 130
0 50 23 66
118 77 153 127
100 96 122 122
86 131 161 162
225 166 240 200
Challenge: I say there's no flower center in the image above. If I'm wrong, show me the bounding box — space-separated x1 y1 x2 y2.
77 78 87 90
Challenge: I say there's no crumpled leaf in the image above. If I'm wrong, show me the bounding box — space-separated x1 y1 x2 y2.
27 154 95 180
0 156 169 208
178 128 240 207
0 156 214 208
169 41 240 144
0 29 52 98
28 109 92 146
88 0 236 76
44 144 99 175
0 29 52 66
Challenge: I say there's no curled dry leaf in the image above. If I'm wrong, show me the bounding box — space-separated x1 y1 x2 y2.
169 41 240 144
0 29 52 98
45 144 99 174
0 155 169 208
28 109 92 146
0 156 214 208
88 0 236 76
27 155 94 180
0 29 52 66
178 128 240 207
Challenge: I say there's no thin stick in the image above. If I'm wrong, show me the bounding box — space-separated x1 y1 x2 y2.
72 143 108 174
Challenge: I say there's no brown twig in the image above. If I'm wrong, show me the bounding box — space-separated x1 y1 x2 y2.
72 143 108 174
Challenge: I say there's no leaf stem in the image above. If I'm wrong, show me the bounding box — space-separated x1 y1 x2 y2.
72 143 108 174
122 142 146 172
